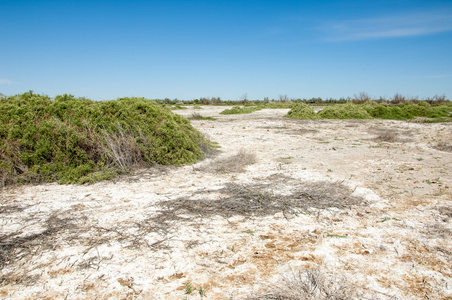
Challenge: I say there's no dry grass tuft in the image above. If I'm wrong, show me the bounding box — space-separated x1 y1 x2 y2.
373 129 399 143
249 268 357 300
433 143 452 152
368 126 414 143
203 149 257 173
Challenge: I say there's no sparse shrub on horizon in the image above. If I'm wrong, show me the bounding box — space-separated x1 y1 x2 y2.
0 92 214 186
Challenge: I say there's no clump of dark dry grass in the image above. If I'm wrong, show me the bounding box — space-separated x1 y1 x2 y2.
202 149 257 173
375 130 399 143
433 143 452 152
368 127 399 143
368 126 415 143
249 268 358 300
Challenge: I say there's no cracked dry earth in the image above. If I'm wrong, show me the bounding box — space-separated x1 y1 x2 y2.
1 106 451 299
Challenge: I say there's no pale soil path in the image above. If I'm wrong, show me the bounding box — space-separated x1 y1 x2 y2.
1 106 451 299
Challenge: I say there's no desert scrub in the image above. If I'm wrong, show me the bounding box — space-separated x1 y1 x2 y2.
219 106 261 115
317 103 372 119
0 92 213 186
285 103 317 119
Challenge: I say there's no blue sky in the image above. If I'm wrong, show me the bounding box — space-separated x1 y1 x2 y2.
1 0 451 100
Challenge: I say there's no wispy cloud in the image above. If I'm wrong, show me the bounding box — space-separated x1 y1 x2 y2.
0 78 13 85
321 11 452 41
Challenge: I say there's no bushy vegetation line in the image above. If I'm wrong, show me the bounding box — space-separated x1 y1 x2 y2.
0 92 213 186
150 93 450 106
285 102 452 120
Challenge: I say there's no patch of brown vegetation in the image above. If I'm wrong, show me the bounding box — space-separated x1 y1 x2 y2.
201 149 257 173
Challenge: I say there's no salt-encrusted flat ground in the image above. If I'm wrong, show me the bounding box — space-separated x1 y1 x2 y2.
1 106 451 299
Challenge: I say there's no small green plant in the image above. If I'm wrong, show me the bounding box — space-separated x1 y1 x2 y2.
380 217 402 222
185 281 194 294
199 286 205 297
242 229 255 236
326 233 348 238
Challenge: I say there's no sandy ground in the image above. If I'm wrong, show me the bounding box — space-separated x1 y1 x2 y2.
1 106 451 299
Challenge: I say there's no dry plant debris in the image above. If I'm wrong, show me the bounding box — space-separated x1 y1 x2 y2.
149 177 365 227
201 148 257 173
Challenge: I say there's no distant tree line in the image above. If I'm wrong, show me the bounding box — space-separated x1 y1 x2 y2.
153 93 449 106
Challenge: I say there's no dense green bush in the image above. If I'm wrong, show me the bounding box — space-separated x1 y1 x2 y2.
317 103 372 119
285 101 451 120
0 92 213 186
285 103 317 119
219 106 261 115
364 102 451 119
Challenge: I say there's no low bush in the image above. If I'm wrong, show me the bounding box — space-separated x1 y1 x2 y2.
285 101 451 121
0 92 213 186
317 103 372 119
364 102 451 120
189 113 216 120
219 106 261 115
285 103 317 119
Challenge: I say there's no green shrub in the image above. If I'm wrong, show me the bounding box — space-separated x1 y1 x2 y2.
317 103 372 119
0 92 213 186
285 103 317 119
219 106 261 115
364 102 451 120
